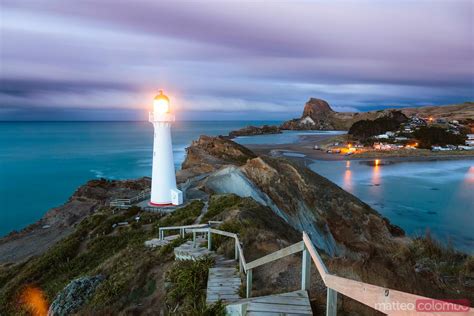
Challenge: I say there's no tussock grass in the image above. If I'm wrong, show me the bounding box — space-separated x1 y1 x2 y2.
165 256 225 315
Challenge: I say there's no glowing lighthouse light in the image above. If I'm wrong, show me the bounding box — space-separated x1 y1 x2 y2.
149 90 183 206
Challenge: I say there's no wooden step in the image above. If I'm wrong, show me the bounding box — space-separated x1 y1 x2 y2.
206 267 241 304
226 290 312 316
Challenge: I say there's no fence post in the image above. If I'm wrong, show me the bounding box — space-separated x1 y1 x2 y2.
193 231 196 247
207 228 212 250
160 229 163 240
301 246 311 290
326 288 337 316
180 228 185 238
246 269 252 298
234 239 239 260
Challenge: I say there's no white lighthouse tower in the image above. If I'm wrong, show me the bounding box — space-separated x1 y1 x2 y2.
148 90 183 206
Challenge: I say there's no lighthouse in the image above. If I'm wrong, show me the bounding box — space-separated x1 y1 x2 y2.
149 90 183 206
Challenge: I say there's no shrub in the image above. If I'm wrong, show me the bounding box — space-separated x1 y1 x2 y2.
414 126 466 149
165 256 215 314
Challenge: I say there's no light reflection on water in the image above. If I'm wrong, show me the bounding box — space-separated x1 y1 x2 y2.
309 159 474 253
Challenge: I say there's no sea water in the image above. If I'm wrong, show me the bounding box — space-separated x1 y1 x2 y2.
308 159 474 253
0 121 277 236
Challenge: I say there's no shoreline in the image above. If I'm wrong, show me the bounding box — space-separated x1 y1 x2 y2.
244 133 474 163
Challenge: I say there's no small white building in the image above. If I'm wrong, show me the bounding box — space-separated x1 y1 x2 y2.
466 134 474 146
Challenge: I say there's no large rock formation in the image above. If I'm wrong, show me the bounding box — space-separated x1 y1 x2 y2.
181 135 403 258
178 135 256 181
227 125 281 138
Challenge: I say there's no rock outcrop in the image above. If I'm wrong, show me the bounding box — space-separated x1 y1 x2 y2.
48 275 105 316
178 135 256 181
227 125 281 138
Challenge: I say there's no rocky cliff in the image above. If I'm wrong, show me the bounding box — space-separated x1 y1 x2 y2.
281 99 474 131
180 136 403 259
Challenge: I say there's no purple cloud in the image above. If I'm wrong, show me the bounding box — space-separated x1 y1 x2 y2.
0 0 473 120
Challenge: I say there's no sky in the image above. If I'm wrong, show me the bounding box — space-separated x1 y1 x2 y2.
0 0 473 121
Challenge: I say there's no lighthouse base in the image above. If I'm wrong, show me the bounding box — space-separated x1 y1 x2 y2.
148 201 174 207
149 188 183 207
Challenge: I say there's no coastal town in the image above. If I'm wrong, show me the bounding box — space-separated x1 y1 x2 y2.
321 115 474 156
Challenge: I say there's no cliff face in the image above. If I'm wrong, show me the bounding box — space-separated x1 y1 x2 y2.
181 135 403 258
281 99 474 131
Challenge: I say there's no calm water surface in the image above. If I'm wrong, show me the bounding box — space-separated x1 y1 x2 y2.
309 159 474 252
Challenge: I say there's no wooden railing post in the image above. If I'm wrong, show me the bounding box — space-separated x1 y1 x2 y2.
246 269 252 298
301 246 311 291
160 229 164 240
234 238 239 260
207 228 212 250
326 288 337 316
180 228 185 238
192 231 196 247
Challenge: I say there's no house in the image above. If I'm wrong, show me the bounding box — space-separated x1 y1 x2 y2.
466 134 474 146
395 137 408 142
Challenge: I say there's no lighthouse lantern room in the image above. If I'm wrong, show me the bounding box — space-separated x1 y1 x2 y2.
148 90 183 206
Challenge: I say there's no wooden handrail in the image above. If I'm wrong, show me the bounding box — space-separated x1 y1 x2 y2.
209 228 238 239
302 232 329 280
246 241 304 270
160 224 473 315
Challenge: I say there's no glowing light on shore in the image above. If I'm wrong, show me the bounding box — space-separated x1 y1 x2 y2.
19 286 48 316
346 161 351 168
375 159 380 166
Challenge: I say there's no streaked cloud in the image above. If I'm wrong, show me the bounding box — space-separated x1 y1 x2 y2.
0 0 472 120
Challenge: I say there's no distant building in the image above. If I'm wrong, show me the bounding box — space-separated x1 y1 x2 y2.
466 134 474 146
395 137 408 142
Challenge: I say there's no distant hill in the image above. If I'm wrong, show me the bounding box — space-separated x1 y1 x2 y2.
281 99 474 131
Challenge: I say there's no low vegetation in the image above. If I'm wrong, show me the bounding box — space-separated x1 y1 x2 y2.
348 111 407 140
160 200 204 227
200 194 242 224
414 126 466 148
165 256 225 315
0 201 204 315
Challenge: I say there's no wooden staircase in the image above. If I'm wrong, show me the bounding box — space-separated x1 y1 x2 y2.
153 223 473 315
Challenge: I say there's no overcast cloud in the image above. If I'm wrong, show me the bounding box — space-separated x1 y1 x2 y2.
0 0 473 120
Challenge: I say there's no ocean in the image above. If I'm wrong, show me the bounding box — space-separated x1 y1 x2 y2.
0 122 473 253
0 121 277 236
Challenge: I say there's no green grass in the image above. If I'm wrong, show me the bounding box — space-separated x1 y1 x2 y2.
159 200 204 227
393 231 473 280
200 194 242 224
